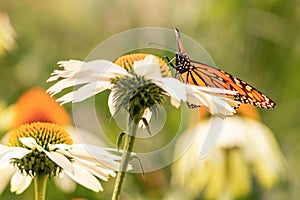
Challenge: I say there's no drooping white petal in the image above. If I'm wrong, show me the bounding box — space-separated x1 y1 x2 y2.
185 89 208 107
195 86 238 96
64 163 103 192
68 145 123 171
170 96 181 108
47 77 102 96
19 137 44 152
72 157 115 181
0 147 31 169
55 92 77 105
70 144 122 161
53 172 77 193
45 151 74 174
0 165 16 195
153 78 187 103
108 90 117 117
48 143 71 151
185 85 238 116
20 138 75 173
138 108 152 128
134 55 162 79
56 81 112 105
67 149 119 177
0 144 8 153
10 171 32 194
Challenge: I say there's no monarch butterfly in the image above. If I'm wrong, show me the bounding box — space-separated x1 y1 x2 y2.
167 28 276 109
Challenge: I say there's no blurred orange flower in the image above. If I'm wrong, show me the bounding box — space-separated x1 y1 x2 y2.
12 87 70 128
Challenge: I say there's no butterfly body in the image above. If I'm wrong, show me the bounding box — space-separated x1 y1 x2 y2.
171 28 276 109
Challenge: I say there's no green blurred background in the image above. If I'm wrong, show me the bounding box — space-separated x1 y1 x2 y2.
0 0 299 199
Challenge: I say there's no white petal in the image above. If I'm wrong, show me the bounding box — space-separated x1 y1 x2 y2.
19 138 75 174
170 97 181 108
45 151 74 174
0 147 30 169
69 145 122 171
19 137 44 152
56 81 112 105
47 77 101 96
82 60 128 77
0 165 16 195
57 59 84 68
108 90 117 116
64 163 103 192
134 55 162 79
72 158 113 181
54 173 77 193
48 144 71 151
0 144 9 152
196 86 237 96
70 144 122 161
10 171 33 194
48 60 128 82
138 108 152 128
153 78 187 102
185 87 208 107
47 60 84 82
185 85 238 116
55 92 76 105
70 150 120 173
47 59 129 105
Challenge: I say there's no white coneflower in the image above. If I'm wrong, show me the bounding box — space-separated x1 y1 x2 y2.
47 53 240 200
47 54 239 119
0 122 126 200
171 105 286 200
0 88 127 200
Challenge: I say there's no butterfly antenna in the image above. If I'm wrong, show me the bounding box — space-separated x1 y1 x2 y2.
147 42 176 52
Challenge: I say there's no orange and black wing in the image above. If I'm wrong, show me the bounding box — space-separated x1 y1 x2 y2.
174 27 276 109
180 60 276 109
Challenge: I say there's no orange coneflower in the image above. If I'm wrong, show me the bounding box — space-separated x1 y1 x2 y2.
12 88 70 128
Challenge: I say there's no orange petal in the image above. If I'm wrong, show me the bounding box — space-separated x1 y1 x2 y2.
12 88 70 128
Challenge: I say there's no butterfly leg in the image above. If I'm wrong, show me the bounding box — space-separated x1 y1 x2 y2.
162 56 176 67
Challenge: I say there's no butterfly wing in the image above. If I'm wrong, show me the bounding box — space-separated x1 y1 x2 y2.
173 28 276 109
181 60 276 109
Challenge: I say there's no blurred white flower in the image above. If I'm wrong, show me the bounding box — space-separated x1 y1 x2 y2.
171 106 286 199
0 101 14 133
0 12 17 56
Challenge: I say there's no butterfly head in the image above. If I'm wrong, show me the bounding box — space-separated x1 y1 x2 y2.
175 52 191 73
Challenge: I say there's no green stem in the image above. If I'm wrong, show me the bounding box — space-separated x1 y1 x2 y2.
34 173 48 200
112 117 138 200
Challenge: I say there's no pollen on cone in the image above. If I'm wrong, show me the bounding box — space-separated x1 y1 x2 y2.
8 122 73 147
114 53 171 77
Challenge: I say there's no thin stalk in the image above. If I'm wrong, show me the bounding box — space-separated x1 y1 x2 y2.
112 117 138 200
34 173 48 200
